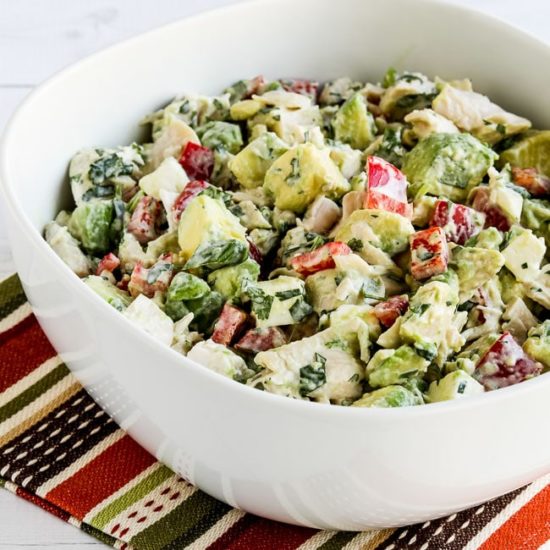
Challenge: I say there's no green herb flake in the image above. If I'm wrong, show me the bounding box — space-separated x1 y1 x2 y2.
299 353 327 397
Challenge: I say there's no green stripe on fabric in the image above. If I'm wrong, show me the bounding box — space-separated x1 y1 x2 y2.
90 465 174 530
317 531 358 550
0 363 69 423
131 490 231 550
163 498 231 549
0 275 26 320
81 521 118 547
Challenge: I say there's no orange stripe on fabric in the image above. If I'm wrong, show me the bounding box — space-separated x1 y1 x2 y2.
0 315 56 392
44 434 156 520
480 485 550 550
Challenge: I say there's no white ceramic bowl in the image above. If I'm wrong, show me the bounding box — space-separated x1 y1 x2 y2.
1 0 550 530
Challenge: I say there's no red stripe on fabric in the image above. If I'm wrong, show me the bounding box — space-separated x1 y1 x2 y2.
45 435 156 519
207 514 317 550
15 485 71 522
480 485 550 550
0 315 56 392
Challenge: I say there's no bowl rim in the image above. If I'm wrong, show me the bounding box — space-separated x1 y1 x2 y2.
1 0 550 421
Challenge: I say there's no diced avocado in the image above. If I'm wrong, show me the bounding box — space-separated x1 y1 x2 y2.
352 385 421 408
465 227 503 250
138 157 188 200
400 277 459 358
254 322 364 403
177 195 247 262
306 269 340 313
229 132 289 188
210 148 235 189
207 258 260 301
85 275 132 311
167 272 210 302
188 340 254 382
501 226 545 283
263 143 350 213
333 209 414 256
68 200 113 255
319 77 364 106
185 240 249 272
452 246 505 302
499 267 530 305
402 133 496 201
329 304 382 341
186 291 225 333
278 226 327 267
523 320 550 371
196 121 243 154
521 198 550 249
367 345 429 388
245 276 312 328
332 93 376 150
123 294 174 346
427 370 484 402
248 228 279 256
411 195 438 227
230 99 263 120
498 130 550 178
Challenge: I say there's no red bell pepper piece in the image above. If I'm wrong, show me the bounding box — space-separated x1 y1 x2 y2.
211 304 248 346
410 227 449 280
96 252 120 275
172 180 209 222
179 142 214 181
474 332 542 390
235 327 287 353
430 199 484 245
373 295 409 328
290 242 352 276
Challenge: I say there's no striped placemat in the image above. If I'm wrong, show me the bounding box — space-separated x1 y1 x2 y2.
0 273 548 549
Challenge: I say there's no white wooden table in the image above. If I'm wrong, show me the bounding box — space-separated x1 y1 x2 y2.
0 0 548 547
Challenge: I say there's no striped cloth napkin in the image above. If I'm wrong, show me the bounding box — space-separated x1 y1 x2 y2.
0 273 548 549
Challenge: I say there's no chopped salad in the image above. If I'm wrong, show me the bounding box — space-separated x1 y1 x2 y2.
45 70 550 408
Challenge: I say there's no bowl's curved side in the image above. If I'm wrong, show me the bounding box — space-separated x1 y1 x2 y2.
1 0 550 529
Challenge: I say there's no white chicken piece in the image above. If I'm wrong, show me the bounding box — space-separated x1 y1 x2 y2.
380 72 436 116
524 264 550 310
340 190 364 222
149 113 200 169
302 196 341 234
171 313 202 356
252 90 312 110
123 294 174 346
45 222 91 277
404 108 459 139
461 280 504 342
502 298 539 344
433 83 531 144
139 157 189 200
188 340 253 380
254 321 366 404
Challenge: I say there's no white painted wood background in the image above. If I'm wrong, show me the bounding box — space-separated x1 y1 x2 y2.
0 0 549 547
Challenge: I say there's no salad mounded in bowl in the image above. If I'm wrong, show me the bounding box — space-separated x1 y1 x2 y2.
45 70 550 408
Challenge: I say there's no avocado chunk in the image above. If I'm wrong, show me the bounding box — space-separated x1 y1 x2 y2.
428 370 484 402
333 208 414 261
523 320 550 371
196 121 243 154
521 198 550 249
367 345 429 388
177 195 247 264
465 227 503 250
207 258 260 302
229 132 289 188
332 93 376 150
84 275 132 312
68 200 113 255
452 246 505 302
402 132 496 201
352 385 422 408
244 276 312 328
263 143 350 213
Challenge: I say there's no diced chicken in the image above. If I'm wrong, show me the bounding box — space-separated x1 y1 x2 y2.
404 108 459 139
45 222 90 277
502 298 539 344
302 196 341 234
433 84 531 143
